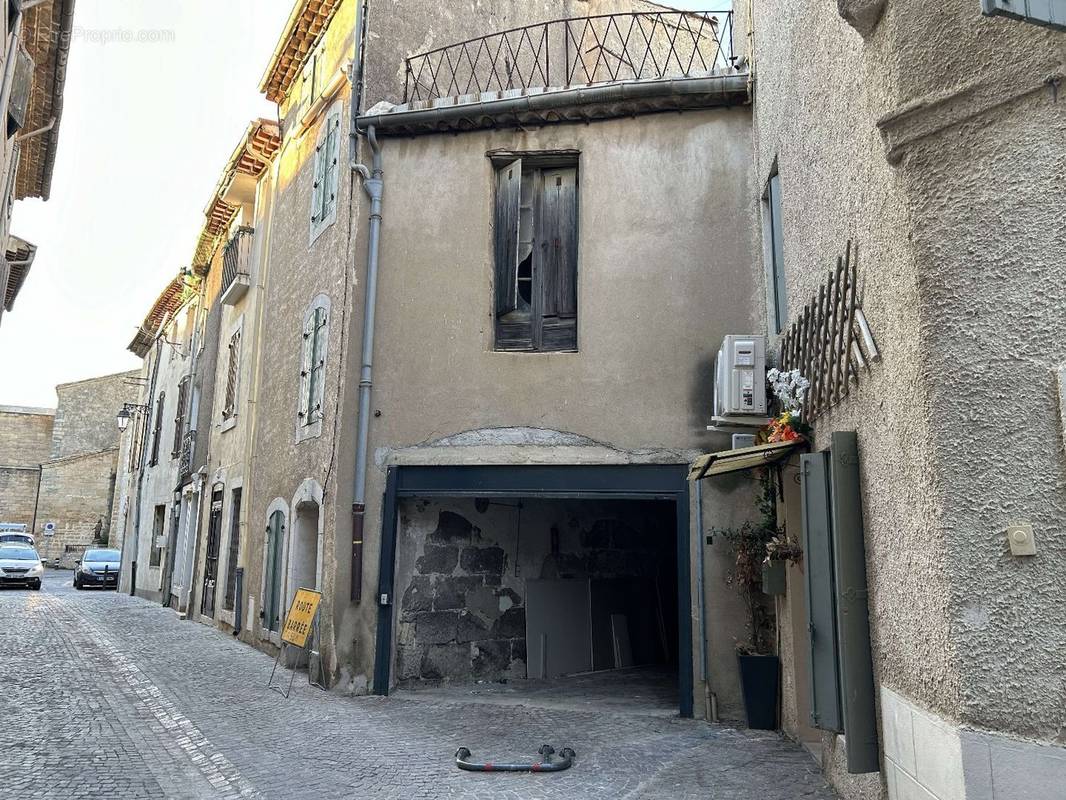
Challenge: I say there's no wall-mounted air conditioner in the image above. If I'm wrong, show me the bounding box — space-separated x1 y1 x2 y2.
710 335 769 430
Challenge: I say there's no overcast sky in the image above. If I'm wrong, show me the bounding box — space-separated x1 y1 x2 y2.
0 0 722 409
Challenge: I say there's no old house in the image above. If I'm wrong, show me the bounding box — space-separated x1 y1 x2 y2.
0 0 74 329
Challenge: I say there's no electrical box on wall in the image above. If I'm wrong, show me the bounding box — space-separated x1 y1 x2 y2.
710 335 769 430
981 0 1066 31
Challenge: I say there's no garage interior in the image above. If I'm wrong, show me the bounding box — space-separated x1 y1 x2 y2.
376 466 691 716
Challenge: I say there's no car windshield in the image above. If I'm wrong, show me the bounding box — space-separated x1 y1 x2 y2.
85 549 120 562
0 534 31 542
0 546 38 561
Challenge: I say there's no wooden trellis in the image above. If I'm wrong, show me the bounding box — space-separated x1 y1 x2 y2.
778 241 880 420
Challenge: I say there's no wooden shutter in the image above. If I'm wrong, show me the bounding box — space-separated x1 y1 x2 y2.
171 377 189 458
323 115 340 221
800 449 843 732
298 312 314 422
311 133 325 225
150 392 165 466
829 431 879 773
224 330 240 418
536 166 578 350
494 159 530 349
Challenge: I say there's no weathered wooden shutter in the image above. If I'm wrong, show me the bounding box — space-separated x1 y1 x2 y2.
298 312 314 422
6 44 32 135
323 115 340 221
224 330 240 417
310 307 326 422
828 431 879 773
800 449 843 732
150 392 165 466
171 377 189 458
311 134 325 226
494 159 528 349
537 166 578 350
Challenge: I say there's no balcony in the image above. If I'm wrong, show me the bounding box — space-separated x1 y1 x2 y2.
219 226 254 306
360 11 744 136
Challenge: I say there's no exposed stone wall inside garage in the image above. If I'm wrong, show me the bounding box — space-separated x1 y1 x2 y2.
394 497 676 686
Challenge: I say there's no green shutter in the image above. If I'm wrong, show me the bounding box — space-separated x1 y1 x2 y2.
800 450 843 732
829 431 879 773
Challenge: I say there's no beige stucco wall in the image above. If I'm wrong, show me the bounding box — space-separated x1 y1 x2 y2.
749 0 1065 796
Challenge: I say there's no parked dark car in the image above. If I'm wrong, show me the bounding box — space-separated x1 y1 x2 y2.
74 548 121 590
0 545 44 590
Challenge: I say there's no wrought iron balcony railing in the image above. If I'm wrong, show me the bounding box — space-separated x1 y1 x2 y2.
403 10 735 105
179 429 196 479
220 226 254 305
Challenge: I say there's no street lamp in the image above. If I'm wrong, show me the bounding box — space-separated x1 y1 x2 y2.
116 403 147 432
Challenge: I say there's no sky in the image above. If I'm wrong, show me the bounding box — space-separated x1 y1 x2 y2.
0 0 724 409
0 1 289 408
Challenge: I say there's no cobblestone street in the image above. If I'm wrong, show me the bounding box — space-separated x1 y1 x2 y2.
1 572 837 799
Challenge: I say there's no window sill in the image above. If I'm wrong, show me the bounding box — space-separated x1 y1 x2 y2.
491 348 579 355
220 415 238 433
296 418 323 444
309 213 337 247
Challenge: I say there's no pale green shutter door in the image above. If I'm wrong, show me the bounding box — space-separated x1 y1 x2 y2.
800 449 843 732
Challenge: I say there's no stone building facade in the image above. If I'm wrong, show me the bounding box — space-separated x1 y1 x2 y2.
0 405 54 531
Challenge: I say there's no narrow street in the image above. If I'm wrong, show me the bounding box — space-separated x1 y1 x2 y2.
0 571 835 800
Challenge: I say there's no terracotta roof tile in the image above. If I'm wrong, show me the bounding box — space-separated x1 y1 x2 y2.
260 0 341 103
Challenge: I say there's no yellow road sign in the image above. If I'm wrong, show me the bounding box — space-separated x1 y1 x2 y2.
281 588 321 647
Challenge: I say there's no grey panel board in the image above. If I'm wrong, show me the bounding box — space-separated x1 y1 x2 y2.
526 579 593 679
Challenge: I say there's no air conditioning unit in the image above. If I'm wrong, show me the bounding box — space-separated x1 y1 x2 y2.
710 335 769 430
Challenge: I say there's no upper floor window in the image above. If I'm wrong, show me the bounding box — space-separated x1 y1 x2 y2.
492 154 578 352
310 107 341 242
149 391 164 466
763 167 787 335
222 327 241 424
171 375 190 460
297 294 330 441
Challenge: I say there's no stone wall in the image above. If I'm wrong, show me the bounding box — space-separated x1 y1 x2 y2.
394 497 676 686
0 406 54 529
35 450 118 566
50 372 138 460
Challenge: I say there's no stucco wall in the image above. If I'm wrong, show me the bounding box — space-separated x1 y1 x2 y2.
50 372 138 461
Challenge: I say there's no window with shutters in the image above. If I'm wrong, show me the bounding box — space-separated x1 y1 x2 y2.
223 487 242 611
170 376 189 459
222 327 241 426
310 104 342 243
492 154 579 352
149 391 165 467
297 294 330 442
763 165 788 335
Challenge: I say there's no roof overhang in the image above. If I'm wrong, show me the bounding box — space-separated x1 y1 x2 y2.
15 0 75 201
4 235 37 311
688 440 804 481
356 72 749 137
128 275 186 357
259 0 342 103
191 118 280 272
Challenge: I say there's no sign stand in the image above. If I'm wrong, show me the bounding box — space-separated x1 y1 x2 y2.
267 588 323 698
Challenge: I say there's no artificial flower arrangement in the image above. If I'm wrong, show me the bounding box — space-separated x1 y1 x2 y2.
762 368 812 444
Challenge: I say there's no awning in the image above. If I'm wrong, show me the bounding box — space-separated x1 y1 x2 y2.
688 440 804 481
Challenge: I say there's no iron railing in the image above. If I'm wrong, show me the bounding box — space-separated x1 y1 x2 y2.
403 11 734 105
220 226 254 296
178 429 196 479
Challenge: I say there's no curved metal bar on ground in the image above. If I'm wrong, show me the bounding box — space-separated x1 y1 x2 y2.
455 745 576 772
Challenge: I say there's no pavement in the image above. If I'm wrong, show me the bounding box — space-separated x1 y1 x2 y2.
0 571 838 799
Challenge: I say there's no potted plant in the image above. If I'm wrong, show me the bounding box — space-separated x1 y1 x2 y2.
715 470 781 730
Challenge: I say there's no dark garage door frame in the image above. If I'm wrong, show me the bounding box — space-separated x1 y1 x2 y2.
372 463 694 718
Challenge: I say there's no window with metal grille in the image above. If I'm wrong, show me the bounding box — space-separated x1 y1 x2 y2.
492 154 579 352
310 108 341 242
171 376 189 459
222 329 241 421
763 166 788 335
149 391 164 466
223 488 242 611
299 299 329 429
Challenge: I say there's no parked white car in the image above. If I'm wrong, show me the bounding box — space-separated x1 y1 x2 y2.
0 544 44 590
0 531 35 547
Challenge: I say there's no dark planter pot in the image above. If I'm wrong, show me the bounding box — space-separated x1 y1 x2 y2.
762 560 787 595
737 654 780 730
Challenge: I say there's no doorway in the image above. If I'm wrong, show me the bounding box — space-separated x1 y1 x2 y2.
374 464 692 717
201 488 223 618
263 509 285 633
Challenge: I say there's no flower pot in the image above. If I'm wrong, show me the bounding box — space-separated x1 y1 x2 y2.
737 653 780 730
762 560 786 596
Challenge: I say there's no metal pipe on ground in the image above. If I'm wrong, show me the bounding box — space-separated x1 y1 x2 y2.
455 745 576 773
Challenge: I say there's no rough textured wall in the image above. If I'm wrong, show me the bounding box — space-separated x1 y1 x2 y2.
35 450 118 566
880 0 1066 743
50 372 138 461
394 498 676 686
0 408 54 529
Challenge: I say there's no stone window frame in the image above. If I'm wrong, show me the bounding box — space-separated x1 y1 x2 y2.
296 293 330 443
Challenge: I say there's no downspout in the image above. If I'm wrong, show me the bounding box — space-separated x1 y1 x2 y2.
348 124 382 603
695 480 719 722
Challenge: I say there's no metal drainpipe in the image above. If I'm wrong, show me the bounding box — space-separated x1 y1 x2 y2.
349 124 382 604
695 480 719 722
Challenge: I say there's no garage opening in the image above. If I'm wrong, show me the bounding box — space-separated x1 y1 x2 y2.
374 465 692 717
